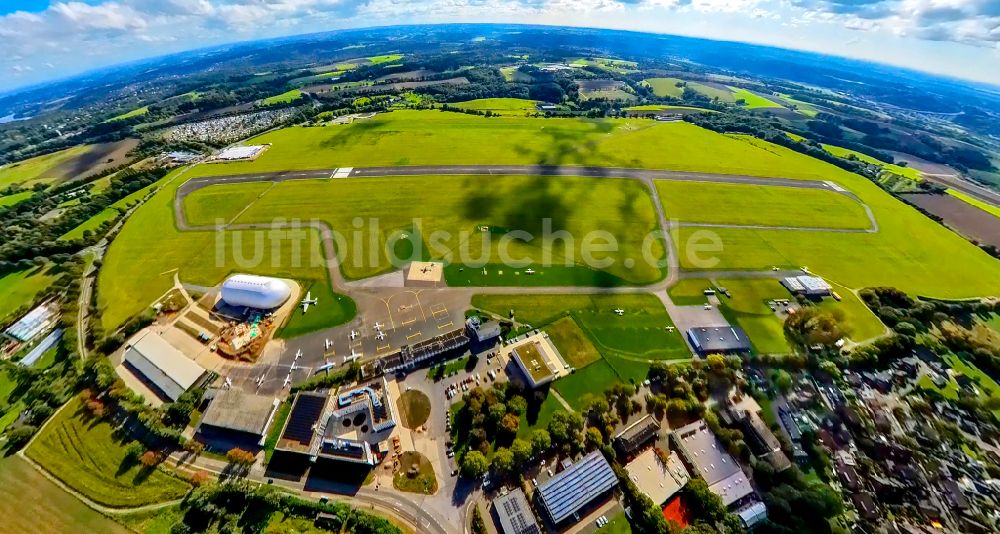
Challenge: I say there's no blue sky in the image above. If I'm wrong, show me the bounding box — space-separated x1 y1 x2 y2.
2 0 999 91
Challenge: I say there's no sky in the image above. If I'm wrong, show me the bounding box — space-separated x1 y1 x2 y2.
1 0 999 91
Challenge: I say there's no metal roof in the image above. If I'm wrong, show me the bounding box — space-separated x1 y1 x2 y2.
123 330 207 401
18 328 62 367
493 488 540 534
537 451 617 524
671 420 754 506
199 390 278 436
687 326 752 354
4 302 58 342
737 501 768 528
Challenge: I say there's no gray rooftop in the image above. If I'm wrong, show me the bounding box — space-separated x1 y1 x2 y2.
200 389 278 436
537 451 617 524
671 419 754 506
687 326 752 354
493 488 540 534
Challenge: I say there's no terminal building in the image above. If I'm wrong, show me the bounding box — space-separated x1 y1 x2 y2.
686 326 752 356
272 378 397 470
670 419 755 507
536 451 618 526
123 329 209 402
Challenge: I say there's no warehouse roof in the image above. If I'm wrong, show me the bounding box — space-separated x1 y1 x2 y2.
687 326 752 354
493 488 540 534
123 329 207 401
671 419 754 506
537 451 617 524
200 390 279 437
4 302 59 342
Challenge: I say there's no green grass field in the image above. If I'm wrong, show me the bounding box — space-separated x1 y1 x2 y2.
183 182 273 226
0 266 57 324
546 316 601 368
597 512 633 534
26 400 191 508
107 106 149 122
785 131 807 142
209 174 666 284
643 78 686 98
822 145 921 181
276 278 356 339
554 359 619 409
656 181 872 229
947 189 1000 218
777 94 819 117
368 54 404 65
0 190 32 207
97 168 355 330
729 88 782 109
668 278 712 305
816 286 885 341
0 456 130 534
115 504 185 534
452 98 539 115
0 145 93 189
517 394 564 438
261 89 304 106
625 105 711 113
59 207 119 240
686 82 736 102
709 278 791 354
918 353 1000 419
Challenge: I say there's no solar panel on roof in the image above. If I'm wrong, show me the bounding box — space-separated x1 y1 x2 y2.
282 394 326 444
537 451 617 523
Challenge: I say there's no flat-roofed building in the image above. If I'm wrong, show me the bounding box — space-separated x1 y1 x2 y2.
781 275 831 297
4 301 59 343
614 414 661 456
492 488 540 534
670 420 754 507
687 326 752 356
123 329 208 402
536 451 618 525
624 448 690 505
197 389 280 448
504 331 568 388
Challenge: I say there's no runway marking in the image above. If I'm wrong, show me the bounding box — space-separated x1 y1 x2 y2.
350 341 363 348
429 304 449 318
401 317 417 326
406 332 423 341
437 321 454 330
377 343 392 353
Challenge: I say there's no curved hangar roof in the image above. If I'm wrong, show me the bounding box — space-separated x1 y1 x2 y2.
221 274 291 310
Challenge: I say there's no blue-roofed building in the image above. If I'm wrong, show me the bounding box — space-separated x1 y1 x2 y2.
536 451 618 525
4 302 59 343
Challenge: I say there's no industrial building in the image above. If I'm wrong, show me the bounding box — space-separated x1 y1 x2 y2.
197 390 280 449
466 317 502 343
670 420 755 507
492 488 541 534
624 448 690 506
504 331 567 389
781 275 832 297
536 451 618 525
220 274 292 310
123 329 209 402
272 378 397 468
686 326 752 356
613 414 661 456
214 144 268 161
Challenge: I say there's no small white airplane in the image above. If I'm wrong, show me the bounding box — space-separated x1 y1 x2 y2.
614 309 625 316
665 326 676 332
316 361 336 373
349 330 359 341
300 291 318 313
324 338 334 350
376 331 386 341
283 375 292 388
224 377 233 389
374 321 384 331
255 374 266 388
524 268 535 275
344 349 362 363
294 349 303 361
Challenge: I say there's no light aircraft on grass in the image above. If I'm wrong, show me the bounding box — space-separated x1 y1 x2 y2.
301 291 318 313
614 309 625 316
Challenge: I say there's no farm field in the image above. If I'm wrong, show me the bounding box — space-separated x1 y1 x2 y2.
25 400 192 508
97 168 353 330
947 189 1000 218
729 88 782 109
901 193 1000 248
261 89 304 105
822 144 921 180
0 139 139 189
184 110 900 182
0 190 32 207
577 80 636 101
643 78 686 98
368 54 404 65
777 94 819 116
685 81 736 102
452 98 539 115
570 57 638 73
107 106 149 122
625 105 711 113
0 456 129 534
656 181 872 229
219 174 666 283
0 266 57 324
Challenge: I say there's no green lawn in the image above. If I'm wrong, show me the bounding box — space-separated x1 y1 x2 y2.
712 278 792 354
264 401 292 463
667 279 711 305
517 394 565 437
546 316 601 368
947 189 1000 218
97 168 354 330
918 353 1000 419
554 359 619 409
26 400 192 508
215 174 666 284
656 181 872 229
625 105 712 113
452 98 539 115
0 456 130 534
115 504 185 534
107 106 149 122
183 182 273 226
777 94 820 117
0 266 57 324
643 78 687 98
368 54 404 65
0 145 93 188
816 286 885 342
685 82 736 102
0 190 32 207
729 88 782 109
597 512 633 534
822 145 921 181
59 207 119 240
393 451 438 494
276 278 356 339
261 89 304 106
